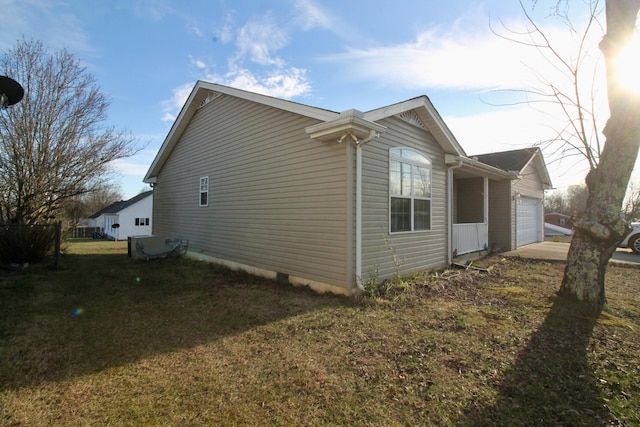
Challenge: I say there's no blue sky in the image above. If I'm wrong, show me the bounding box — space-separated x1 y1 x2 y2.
2 0 638 199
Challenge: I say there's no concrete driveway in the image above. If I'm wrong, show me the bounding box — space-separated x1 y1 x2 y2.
504 241 640 266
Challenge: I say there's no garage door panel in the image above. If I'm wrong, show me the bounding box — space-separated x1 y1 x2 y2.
517 197 541 246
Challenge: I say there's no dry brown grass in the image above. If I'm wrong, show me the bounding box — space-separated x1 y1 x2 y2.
1 240 638 426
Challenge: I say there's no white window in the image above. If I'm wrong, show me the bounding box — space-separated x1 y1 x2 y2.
199 176 209 207
135 218 149 226
389 148 432 232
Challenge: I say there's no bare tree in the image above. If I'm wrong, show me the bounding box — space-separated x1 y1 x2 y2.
544 184 589 217
500 1 640 312
560 0 640 312
622 181 640 221
544 191 566 214
0 39 141 224
61 183 124 226
566 184 589 215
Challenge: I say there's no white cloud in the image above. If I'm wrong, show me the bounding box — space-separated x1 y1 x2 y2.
322 12 605 94
207 68 310 99
443 104 628 191
109 148 159 181
0 0 91 53
292 0 332 31
161 4 324 120
233 13 288 67
160 82 194 122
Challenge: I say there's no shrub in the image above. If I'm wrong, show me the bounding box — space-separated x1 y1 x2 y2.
0 224 56 264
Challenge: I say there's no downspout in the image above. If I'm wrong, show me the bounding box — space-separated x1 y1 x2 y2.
349 130 378 291
447 158 464 265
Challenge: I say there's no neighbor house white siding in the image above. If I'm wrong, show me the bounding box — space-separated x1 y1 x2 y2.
152 94 352 291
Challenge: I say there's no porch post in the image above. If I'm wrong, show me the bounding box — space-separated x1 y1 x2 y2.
483 176 489 224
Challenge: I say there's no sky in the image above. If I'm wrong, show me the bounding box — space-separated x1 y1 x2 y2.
2 0 639 200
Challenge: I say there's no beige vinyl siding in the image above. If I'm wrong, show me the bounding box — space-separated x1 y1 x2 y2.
488 179 512 252
153 94 350 289
360 115 448 281
513 162 545 198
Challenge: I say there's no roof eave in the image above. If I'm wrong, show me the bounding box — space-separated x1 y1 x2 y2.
305 109 387 143
144 81 340 182
364 96 467 156
445 154 515 179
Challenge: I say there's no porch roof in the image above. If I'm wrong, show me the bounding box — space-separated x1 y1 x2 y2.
445 154 515 180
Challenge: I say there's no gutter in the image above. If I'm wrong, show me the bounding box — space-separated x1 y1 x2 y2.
337 130 378 292
305 111 385 293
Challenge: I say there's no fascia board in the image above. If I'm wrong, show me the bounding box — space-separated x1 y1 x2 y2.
364 96 467 156
144 81 340 182
305 114 387 142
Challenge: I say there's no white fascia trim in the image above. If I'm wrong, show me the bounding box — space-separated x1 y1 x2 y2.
305 110 386 143
144 81 340 182
446 155 514 180
197 81 339 122
365 97 467 157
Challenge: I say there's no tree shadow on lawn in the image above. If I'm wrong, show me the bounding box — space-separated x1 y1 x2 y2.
459 297 611 426
0 250 353 391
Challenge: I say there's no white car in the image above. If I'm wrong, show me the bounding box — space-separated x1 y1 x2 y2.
620 222 640 254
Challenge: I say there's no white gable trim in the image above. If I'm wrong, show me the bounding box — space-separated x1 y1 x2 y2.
144 81 339 183
364 96 467 157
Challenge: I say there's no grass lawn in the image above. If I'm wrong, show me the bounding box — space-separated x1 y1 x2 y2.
1 240 639 426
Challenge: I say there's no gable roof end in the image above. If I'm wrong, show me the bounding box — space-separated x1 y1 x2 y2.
89 190 153 218
474 147 552 189
364 96 467 156
144 81 340 183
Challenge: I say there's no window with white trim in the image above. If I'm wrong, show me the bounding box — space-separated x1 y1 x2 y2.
199 176 209 207
389 148 432 232
135 217 150 226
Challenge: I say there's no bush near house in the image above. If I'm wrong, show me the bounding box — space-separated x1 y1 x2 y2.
0 240 638 425
0 224 57 264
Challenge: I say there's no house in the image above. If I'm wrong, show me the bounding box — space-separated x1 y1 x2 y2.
87 190 153 240
144 82 551 295
472 148 552 251
545 222 573 237
545 212 572 228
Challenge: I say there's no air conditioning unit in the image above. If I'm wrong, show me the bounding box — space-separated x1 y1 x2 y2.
128 236 188 260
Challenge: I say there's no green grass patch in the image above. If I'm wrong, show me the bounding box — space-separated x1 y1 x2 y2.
0 242 639 425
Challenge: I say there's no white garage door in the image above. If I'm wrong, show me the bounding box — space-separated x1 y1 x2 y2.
517 197 542 246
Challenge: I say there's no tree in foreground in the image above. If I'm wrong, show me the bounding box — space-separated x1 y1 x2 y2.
0 39 140 225
560 0 640 313
504 0 639 313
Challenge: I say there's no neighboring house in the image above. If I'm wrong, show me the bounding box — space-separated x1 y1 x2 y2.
545 222 573 237
545 212 572 228
144 82 552 295
473 148 552 252
88 191 153 240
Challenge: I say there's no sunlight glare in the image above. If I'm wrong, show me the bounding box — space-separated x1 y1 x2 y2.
615 35 640 94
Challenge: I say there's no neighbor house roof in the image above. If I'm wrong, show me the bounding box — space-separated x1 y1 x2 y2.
89 190 153 219
474 147 553 189
144 82 469 183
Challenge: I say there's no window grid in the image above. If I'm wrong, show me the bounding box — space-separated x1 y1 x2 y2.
199 176 209 207
135 218 150 226
389 148 432 233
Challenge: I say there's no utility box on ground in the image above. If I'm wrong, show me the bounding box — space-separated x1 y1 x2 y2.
128 235 188 260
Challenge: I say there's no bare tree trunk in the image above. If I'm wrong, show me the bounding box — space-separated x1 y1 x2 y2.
560 0 640 313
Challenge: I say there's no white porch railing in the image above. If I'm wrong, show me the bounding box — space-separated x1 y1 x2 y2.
453 223 488 256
